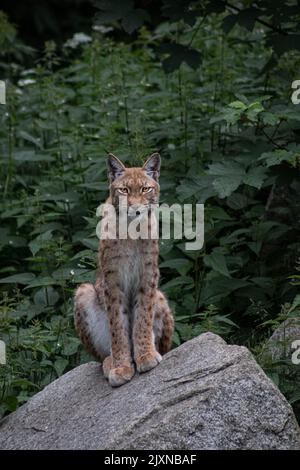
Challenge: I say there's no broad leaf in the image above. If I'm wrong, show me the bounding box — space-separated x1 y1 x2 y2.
204 251 231 278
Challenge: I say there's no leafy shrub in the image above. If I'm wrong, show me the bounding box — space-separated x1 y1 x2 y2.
0 11 299 419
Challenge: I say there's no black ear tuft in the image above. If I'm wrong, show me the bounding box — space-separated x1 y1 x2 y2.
142 153 161 181
107 153 125 182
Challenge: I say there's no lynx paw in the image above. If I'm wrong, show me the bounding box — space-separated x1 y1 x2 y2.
102 356 113 379
108 365 135 387
135 350 162 373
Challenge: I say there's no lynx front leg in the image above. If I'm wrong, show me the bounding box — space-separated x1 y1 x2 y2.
133 286 162 374
104 287 135 387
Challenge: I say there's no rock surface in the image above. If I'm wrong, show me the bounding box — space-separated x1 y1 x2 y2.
0 332 300 450
262 317 300 361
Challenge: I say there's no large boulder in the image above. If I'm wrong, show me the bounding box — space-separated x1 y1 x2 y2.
0 332 299 450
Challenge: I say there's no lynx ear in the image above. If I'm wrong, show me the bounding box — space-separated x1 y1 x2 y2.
107 153 125 182
143 153 161 181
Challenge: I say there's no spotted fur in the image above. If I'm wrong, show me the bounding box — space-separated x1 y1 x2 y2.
74 153 174 387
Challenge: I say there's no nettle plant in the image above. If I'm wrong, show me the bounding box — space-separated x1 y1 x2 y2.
0 12 300 417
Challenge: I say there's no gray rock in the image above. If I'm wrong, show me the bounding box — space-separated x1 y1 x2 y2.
262 317 300 361
0 332 299 450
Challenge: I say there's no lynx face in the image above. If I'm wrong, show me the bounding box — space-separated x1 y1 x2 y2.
107 153 160 219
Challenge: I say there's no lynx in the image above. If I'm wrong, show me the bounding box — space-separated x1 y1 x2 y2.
74 153 174 387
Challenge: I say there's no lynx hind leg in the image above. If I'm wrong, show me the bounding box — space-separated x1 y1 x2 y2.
74 283 111 362
154 290 174 355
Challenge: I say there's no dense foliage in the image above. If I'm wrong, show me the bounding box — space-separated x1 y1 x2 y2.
0 5 299 421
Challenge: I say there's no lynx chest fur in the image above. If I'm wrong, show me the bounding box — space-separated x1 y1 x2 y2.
99 237 159 310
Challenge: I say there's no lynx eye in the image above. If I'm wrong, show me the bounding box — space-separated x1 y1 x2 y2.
142 187 153 193
118 187 129 194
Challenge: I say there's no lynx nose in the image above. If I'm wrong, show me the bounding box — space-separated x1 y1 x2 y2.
128 204 143 217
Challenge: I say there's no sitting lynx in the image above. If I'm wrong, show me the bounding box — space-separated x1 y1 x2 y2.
74 153 174 387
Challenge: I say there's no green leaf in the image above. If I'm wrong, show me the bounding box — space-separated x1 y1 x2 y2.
156 43 202 73
209 206 232 221
210 107 241 125
54 358 69 376
13 379 39 389
62 337 81 356
13 150 54 162
243 166 268 189
207 161 246 198
290 294 300 313
81 238 99 250
236 7 260 31
24 276 58 289
229 100 248 110
0 234 27 248
172 330 181 347
52 267 91 281
122 9 150 33
268 34 300 56
33 286 59 306
94 0 133 23
3 396 18 412
204 251 231 278
289 391 300 405
251 277 274 289
29 230 53 256
26 304 45 321
214 315 239 328
161 276 194 292
162 1 198 25
267 372 280 387
247 241 262 256
261 112 280 126
18 130 42 149
259 150 298 168
176 175 216 202
159 258 193 276
222 14 238 34
200 277 250 305
226 193 252 210
245 101 264 121
0 273 36 285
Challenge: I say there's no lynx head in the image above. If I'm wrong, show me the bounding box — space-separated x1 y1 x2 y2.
107 153 160 218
